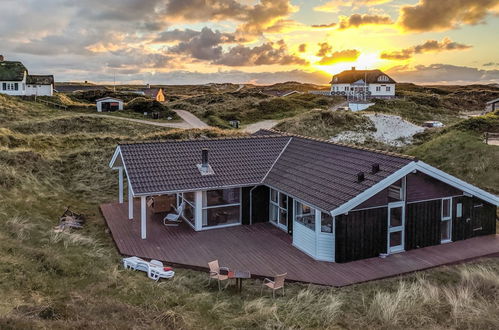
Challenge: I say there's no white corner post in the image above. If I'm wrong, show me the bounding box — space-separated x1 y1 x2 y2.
118 167 124 204
128 180 133 220
140 196 147 239
195 191 203 231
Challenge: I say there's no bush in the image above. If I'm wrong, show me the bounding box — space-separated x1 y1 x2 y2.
125 98 175 117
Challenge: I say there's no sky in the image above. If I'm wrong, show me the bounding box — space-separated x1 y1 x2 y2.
1 0 498 85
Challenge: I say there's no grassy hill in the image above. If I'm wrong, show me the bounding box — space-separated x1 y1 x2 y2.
407 110 499 194
1 94 499 328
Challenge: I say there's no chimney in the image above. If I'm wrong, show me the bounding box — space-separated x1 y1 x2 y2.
371 163 380 174
147 83 151 89
0 55 4 62
351 66 356 71
357 172 365 183
201 148 209 169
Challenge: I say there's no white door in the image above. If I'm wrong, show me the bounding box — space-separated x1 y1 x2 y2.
388 202 405 253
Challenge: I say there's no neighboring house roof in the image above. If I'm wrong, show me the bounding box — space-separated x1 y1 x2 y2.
96 97 123 102
486 98 499 105
26 75 54 85
330 69 396 84
110 129 499 213
0 61 27 81
54 85 109 93
141 88 162 98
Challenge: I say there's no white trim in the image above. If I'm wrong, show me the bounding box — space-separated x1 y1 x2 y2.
195 191 203 231
261 137 293 182
140 196 147 239
197 222 241 231
407 195 463 205
131 183 258 197
128 180 133 220
118 167 124 204
266 184 328 213
269 188 288 231
440 197 453 243
387 202 405 254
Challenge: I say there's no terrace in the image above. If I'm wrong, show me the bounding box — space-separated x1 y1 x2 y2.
101 201 499 287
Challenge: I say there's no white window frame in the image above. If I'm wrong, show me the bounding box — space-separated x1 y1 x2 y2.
387 201 405 253
269 188 288 231
441 197 452 243
178 192 196 230
294 200 315 232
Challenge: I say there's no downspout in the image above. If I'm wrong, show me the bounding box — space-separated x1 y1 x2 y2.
249 186 258 225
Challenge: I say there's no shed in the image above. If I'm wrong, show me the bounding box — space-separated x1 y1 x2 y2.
96 97 124 112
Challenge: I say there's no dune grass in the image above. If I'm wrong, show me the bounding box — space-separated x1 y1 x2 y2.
1 94 499 329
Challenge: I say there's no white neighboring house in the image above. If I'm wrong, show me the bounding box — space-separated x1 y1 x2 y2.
0 55 54 96
96 97 124 112
330 67 396 100
485 98 499 114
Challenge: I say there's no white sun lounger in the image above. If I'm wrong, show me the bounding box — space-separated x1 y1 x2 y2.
123 257 175 281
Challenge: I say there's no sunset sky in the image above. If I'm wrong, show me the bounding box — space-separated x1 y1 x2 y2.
1 0 498 85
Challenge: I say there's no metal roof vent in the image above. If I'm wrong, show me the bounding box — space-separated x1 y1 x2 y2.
357 172 365 183
371 163 380 174
197 148 214 176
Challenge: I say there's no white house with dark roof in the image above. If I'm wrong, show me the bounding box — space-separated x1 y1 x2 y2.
0 55 54 96
330 67 396 100
106 129 498 265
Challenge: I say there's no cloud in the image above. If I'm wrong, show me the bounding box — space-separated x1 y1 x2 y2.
317 49 360 65
316 42 333 57
398 0 499 32
381 37 472 60
214 40 308 66
314 0 394 13
386 64 499 84
337 14 393 29
298 44 307 52
483 62 498 67
311 22 337 29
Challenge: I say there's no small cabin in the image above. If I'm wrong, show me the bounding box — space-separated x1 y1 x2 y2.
96 97 124 112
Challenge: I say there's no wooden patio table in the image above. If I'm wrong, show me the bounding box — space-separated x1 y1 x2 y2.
227 270 251 293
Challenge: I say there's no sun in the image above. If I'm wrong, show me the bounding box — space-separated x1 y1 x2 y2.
314 53 383 75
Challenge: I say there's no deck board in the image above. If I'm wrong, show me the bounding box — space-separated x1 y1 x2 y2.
101 202 499 287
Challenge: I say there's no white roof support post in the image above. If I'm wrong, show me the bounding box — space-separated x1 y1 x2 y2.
195 191 203 231
141 196 147 239
118 167 124 204
128 180 133 220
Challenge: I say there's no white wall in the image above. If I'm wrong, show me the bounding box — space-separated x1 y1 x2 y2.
0 74 26 96
293 221 317 258
369 83 395 97
26 84 53 96
96 99 124 112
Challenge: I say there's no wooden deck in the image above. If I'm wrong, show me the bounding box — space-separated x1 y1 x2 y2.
101 202 499 287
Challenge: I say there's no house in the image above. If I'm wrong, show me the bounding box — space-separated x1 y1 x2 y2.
330 67 396 100
485 98 499 113
107 130 498 264
96 97 123 112
141 88 165 102
0 55 54 96
26 75 54 96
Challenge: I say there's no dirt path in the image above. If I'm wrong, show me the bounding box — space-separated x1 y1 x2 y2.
81 114 190 128
243 120 279 133
173 109 209 128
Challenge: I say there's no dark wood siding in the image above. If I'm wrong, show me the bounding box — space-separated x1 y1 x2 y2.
287 196 294 234
251 185 270 224
453 196 497 241
354 188 388 210
335 207 388 263
406 172 461 202
241 187 251 225
405 200 441 250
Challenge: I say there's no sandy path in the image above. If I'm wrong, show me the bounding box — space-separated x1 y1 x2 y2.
173 109 210 129
243 120 279 133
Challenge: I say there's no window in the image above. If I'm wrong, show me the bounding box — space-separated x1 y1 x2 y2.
386 86 391 91
295 200 315 231
2 83 5 90
388 180 403 201
14 83 18 91
376 86 381 92
179 192 196 227
202 188 240 228
441 198 452 242
378 75 389 82
321 212 333 233
270 189 288 229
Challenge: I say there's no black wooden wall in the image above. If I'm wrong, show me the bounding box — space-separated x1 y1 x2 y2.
335 207 388 263
405 199 441 250
453 196 496 241
287 196 294 234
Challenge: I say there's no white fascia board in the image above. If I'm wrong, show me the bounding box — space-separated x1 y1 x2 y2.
330 162 418 216
109 146 122 168
415 161 499 206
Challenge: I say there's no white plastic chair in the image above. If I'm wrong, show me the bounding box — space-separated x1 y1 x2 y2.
163 202 185 226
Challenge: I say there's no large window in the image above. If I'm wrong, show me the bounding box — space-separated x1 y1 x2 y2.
441 198 452 243
270 189 288 230
295 201 315 231
202 188 240 228
321 212 333 233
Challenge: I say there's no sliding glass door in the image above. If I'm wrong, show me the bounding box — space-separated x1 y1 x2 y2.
201 188 241 228
270 189 288 231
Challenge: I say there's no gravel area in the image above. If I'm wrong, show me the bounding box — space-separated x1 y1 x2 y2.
331 113 424 147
